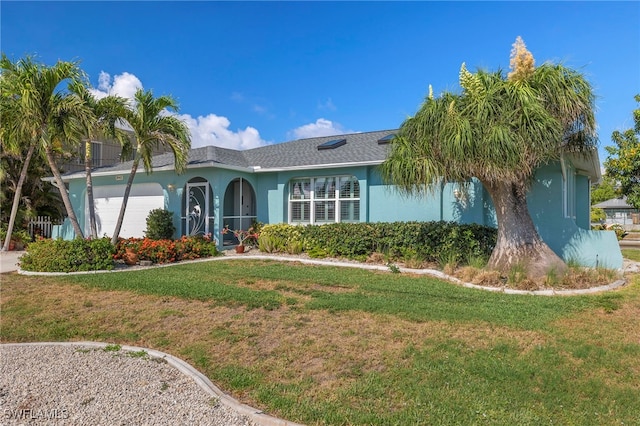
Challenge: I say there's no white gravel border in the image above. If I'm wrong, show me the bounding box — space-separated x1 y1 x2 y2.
0 342 303 426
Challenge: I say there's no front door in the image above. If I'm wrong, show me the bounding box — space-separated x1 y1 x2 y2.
185 182 211 236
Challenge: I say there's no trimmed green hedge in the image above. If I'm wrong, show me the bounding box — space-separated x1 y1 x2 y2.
259 221 497 263
19 238 115 272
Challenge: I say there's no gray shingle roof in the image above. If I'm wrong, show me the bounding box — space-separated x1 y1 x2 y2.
63 129 397 179
187 145 250 168
244 129 396 169
593 196 636 210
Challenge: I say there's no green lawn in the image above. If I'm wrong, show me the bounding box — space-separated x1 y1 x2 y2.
2 259 639 425
622 248 640 262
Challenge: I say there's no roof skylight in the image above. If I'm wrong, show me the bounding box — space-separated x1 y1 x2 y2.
377 134 396 145
317 138 347 150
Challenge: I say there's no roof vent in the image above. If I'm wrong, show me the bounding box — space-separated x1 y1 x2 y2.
317 138 346 150
377 134 396 145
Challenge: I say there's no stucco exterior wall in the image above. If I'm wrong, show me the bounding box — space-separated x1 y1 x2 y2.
54 158 622 270
365 167 490 224
528 163 622 269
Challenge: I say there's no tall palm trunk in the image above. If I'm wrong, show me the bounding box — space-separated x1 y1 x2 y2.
483 180 566 277
44 147 84 239
110 156 140 245
2 143 36 251
85 139 97 238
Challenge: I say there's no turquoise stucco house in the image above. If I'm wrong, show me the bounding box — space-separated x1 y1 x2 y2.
51 129 623 269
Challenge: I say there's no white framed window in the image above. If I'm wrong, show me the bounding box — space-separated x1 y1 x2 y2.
289 176 360 224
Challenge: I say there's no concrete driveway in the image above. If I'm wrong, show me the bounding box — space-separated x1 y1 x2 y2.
0 250 24 273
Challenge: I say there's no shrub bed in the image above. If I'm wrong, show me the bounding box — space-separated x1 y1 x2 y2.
114 234 218 264
19 238 115 272
20 235 219 272
258 221 497 264
0 225 32 250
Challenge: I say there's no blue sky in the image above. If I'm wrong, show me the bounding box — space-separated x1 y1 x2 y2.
2 1 639 165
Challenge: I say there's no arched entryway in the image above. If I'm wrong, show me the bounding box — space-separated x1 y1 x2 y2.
182 177 214 236
222 178 256 246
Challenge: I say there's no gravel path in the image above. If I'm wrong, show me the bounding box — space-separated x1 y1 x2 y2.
0 343 263 426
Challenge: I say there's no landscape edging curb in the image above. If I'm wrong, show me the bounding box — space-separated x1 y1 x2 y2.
17 253 628 296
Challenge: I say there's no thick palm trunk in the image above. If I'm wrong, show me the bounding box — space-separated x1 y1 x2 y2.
484 180 566 278
85 139 97 239
2 144 36 251
45 147 84 239
110 157 140 245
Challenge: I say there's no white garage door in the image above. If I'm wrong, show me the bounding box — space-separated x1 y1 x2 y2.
89 183 165 239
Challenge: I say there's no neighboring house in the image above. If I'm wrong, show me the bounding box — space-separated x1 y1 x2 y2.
60 133 173 173
593 196 640 228
51 129 623 269
60 138 125 173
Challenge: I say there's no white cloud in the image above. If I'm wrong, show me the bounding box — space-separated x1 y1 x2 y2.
97 71 111 92
179 113 269 150
289 118 351 139
88 71 269 151
89 71 142 100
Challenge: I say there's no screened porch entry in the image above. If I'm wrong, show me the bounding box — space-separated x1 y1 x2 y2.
222 178 257 246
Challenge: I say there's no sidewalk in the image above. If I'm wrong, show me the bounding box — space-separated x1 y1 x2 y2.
0 250 24 274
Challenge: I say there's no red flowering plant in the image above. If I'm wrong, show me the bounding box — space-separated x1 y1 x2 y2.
113 237 142 260
175 233 217 260
114 235 218 265
222 226 259 246
137 238 177 264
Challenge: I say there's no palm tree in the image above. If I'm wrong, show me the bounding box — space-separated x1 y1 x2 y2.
381 37 597 278
110 88 191 245
71 82 129 238
1 54 91 250
1 67 37 250
1 144 65 227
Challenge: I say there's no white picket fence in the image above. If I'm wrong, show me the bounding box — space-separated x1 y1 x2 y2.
28 216 60 239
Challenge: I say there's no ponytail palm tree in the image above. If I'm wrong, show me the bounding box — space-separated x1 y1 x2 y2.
381 38 597 277
110 88 191 245
1 54 91 250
